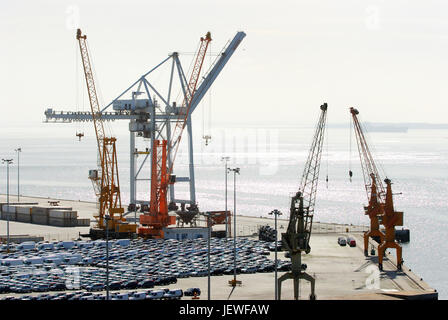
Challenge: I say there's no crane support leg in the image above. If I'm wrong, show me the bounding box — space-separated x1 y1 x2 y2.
278 271 316 300
378 238 403 271
277 252 316 300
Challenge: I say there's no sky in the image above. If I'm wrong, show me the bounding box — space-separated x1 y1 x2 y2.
1 0 448 134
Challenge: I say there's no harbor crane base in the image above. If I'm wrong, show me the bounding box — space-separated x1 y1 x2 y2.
277 252 316 300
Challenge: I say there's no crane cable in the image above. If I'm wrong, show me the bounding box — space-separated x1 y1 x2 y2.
325 115 329 189
202 42 212 146
349 115 353 182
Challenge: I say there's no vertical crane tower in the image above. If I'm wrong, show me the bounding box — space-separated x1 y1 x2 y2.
278 103 328 300
139 33 212 238
76 29 136 238
350 107 403 271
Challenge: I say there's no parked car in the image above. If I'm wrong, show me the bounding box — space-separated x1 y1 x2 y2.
338 237 347 246
184 287 201 297
346 237 356 247
147 290 165 300
129 292 147 300
163 289 183 300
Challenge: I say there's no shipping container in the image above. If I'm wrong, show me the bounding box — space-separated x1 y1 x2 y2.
15 205 33 214
49 217 77 227
1 204 17 213
49 210 78 219
32 214 49 225
77 219 91 227
16 213 32 223
1 212 16 221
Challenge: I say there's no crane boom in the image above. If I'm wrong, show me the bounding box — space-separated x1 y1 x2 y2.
76 29 105 163
169 32 212 172
350 107 385 204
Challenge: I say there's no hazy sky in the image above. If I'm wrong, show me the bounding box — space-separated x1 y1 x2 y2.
1 0 447 132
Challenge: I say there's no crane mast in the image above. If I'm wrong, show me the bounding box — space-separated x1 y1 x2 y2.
350 107 403 271
76 29 136 238
278 103 328 300
138 32 212 238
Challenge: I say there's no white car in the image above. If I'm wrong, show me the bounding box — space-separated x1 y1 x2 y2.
129 292 146 300
147 290 165 300
163 289 183 300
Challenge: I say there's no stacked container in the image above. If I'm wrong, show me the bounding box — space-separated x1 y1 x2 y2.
1 205 17 221
48 209 78 227
31 206 73 225
15 206 33 223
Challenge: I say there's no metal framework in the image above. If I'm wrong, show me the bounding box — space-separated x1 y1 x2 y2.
278 103 327 300
350 107 403 271
76 29 134 237
44 31 246 224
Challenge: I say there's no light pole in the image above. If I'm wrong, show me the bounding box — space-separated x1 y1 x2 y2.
206 212 212 300
2 159 13 253
269 209 282 300
221 156 230 238
14 148 21 202
105 214 110 300
228 167 241 287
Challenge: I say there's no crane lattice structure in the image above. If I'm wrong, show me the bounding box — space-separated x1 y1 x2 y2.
44 31 246 236
278 103 328 300
350 107 403 271
76 29 136 238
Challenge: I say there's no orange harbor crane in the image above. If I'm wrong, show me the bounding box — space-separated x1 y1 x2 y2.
138 32 212 238
76 29 137 239
350 107 403 271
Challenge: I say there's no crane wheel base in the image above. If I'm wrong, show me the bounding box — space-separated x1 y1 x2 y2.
364 250 368 257
378 263 383 271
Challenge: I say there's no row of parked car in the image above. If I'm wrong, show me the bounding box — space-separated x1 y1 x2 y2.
0 287 201 300
337 236 357 247
0 237 288 297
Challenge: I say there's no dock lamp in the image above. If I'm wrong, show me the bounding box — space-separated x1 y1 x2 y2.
2 159 13 253
204 212 213 300
14 148 21 202
269 209 282 300
228 167 241 288
105 214 110 300
220 156 230 238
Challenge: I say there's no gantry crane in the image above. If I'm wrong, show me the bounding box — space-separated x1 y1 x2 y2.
76 29 137 239
350 107 403 271
278 103 328 300
44 31 246 234
138 32 212 238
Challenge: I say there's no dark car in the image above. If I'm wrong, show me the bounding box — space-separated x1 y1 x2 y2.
0 285 10 293
123 280 139 289
338 237 347 246
184 287 201 297
138 280 154 289
109 281 122 290
50 283 66 291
